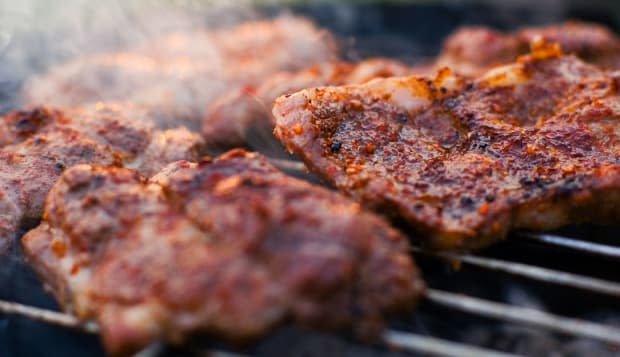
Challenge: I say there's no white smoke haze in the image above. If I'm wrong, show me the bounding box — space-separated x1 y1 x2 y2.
0 0 267 112
0 0 563 113
1 0 618 114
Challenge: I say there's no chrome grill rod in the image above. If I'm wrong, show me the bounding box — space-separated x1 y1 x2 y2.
518 232 620 260
411 246 620 297
0 298 524 357
425 288 620 345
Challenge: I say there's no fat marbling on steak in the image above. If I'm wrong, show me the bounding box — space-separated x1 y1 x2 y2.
22 149 423 356
274 41 620 250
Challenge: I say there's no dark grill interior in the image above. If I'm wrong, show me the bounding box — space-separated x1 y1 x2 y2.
1 1 620 356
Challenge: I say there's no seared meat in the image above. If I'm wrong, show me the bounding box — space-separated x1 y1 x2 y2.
22 149 423 356
516 22 620 63
0 103 204 248
274 41 620 250
435 21 620 77
203 58 412 149
434 26 521 77
22 16 337 132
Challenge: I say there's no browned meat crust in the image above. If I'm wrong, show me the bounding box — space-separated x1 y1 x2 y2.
0 103 204 248
435 21 620 77
273 42 620 251
202 58 413 149
22 16 337 132
21 149 423 356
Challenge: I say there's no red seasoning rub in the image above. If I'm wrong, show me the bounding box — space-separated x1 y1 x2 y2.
0 102 204 248
274 42 620 251
434 21 620 77
202 58 413 148
22 149 423 356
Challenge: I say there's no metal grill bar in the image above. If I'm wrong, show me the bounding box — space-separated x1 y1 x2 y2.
0 299 99 333
5 285 620 353
0 301 247 357
425 288 620 345
266 158 306 172
133 343 165 357
191 349 250 357
7 291 619 354
133 342 252 357
2 288 619 354
382 330 522 357
411 247 620 297
518 232 620 260
0 298 525 357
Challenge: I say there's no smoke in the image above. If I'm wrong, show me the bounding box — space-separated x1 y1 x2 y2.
0 0 263 112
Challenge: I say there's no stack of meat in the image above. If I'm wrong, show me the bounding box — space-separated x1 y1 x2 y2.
2 13 620 356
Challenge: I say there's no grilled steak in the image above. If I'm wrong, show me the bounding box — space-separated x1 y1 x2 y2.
274 41 620 250
21 149 423 356
203 58 412 149
22 16 337 132
0 103 204 249
435 21 620 77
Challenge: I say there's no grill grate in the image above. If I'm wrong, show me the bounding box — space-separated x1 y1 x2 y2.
1 2 619 355
2 231 620 357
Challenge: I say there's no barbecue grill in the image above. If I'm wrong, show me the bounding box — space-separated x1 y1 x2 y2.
1 1 620 356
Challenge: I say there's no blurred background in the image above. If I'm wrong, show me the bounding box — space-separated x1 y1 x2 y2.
1 0 620 112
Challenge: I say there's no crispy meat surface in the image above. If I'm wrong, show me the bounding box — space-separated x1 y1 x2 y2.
21 149 423 356
202 58 412 149
22 16 337 132
0 103 204 248
274 42 620 250
435 21 620 77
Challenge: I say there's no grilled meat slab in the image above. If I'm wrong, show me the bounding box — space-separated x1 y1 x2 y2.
274 42 620 250
203 58 412 149
22 16 337 132
435 21 620 77
0 103 204 248
22 149 423 356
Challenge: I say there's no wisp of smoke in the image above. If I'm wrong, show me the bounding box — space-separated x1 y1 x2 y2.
0 0 262 113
